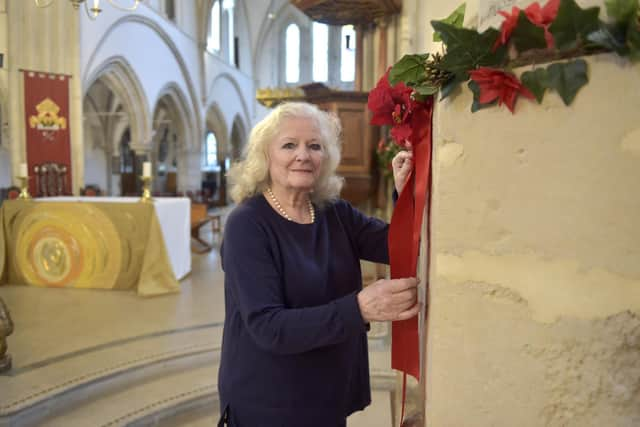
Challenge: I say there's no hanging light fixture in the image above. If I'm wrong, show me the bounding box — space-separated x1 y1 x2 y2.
34 0 142 20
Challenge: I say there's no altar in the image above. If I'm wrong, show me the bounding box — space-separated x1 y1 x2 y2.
0 197 190 296
43 197 191 280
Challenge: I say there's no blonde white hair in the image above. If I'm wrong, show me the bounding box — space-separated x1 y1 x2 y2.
228 102 343 206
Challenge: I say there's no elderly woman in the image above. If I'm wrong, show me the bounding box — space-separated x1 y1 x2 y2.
218 102 418 427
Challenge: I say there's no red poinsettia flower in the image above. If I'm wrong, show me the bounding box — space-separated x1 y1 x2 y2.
524 0 560 48
493 6 520 51
469 67 535 114
368 69 413 126
493 0 560 51
368 68 431 146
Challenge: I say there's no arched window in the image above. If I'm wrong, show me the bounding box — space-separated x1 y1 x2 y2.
285 23 300 83
312 22 328 82
341 25 356 82
207 0 221 53
205 131 218 167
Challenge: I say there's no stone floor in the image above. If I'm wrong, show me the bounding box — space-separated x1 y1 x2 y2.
0 207 397 426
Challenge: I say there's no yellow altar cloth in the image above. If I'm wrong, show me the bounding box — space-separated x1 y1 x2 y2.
0 200 179 296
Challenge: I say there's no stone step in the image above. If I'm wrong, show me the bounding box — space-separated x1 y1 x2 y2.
1 319 397 427
40 351 219 427
0 324 222 426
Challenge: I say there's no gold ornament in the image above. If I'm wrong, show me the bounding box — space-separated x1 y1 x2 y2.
424 52 453 88
28 97 67 130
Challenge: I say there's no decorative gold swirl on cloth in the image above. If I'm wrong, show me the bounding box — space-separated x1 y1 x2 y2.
0 200 179 296
14 203 120 288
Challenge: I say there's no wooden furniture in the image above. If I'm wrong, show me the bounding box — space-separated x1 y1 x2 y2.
6 186 20 200
307 84 378 205
33 162 70 197
80 185 102 196
290 0 401 25
190 203 221 254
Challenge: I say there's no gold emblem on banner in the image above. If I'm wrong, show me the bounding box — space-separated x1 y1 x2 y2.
29 98 67 131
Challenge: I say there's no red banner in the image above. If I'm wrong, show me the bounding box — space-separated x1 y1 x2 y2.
23 70 72 196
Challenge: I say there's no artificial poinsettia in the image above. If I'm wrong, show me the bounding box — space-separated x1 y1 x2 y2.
494 0 561 50
469 67 535 113
368 69 432 146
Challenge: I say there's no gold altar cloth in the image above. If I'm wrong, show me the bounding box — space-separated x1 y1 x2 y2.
0 200 179 296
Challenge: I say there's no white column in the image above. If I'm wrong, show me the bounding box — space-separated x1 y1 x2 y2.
223 0 235 66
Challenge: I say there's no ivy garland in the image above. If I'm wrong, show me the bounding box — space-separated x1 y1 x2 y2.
387 0 640 113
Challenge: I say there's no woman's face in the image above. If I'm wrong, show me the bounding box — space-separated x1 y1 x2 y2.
268 116 325 194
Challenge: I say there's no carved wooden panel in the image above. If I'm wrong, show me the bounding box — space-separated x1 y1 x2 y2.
290 0 402 25
312 98 377 205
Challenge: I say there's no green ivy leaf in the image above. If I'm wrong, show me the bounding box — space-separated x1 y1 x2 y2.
587 21 630 55
521 68 549 103
468 80 497 112
431 21 507 74
389 54 430 86
439 73 467 100
605 0 638 23
433 3 466 42
546 59 589 105
549 0 601 50
627 15 640 60
511 11 548 52
413 84 439 96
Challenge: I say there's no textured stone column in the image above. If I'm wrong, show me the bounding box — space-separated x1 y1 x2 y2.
427 54 640 426
6 1 82 192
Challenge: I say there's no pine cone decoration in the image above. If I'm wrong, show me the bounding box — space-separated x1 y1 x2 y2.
424 53 453 87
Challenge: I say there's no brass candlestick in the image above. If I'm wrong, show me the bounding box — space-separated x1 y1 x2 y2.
140 176 153 203
16 176 31 200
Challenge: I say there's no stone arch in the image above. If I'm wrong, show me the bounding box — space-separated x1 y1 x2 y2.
84 56 151 153
151 83 194 194
206 73 251 132
254 3 310 88
202 102 230 203
83 15 202 147
204 102 229 156
200 0 253 76
153 83 196 151
230 115 247 162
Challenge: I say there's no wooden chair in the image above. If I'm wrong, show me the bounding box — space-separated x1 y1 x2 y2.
190 203 222 253
34 162 70 197
80 185 102 196
6 186 20 200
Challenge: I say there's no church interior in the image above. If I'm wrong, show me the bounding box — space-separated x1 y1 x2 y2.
1 0 640 426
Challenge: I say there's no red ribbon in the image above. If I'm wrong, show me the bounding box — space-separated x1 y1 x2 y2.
388 101 433 421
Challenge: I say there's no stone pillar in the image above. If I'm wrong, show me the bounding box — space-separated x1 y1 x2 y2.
6 1 82 192
375 17 389 79
354 25 364 91
427 54 640 426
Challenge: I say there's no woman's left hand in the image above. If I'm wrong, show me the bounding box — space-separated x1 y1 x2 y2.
392 147 413 195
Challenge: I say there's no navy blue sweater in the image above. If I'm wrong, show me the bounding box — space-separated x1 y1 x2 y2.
218 195 389 426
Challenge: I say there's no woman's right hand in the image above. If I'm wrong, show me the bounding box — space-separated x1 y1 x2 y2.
392 148 413 194
357 277 420 322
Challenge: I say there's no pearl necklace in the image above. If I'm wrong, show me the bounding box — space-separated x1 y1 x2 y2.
266 187 315 223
